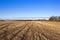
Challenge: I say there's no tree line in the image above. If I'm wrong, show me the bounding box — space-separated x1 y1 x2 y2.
49 16 60 21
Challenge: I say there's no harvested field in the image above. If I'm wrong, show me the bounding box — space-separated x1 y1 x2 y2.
0 21 60 40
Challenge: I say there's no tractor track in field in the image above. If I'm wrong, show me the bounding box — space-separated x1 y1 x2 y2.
0 21 60 40
0 23 11 35
11 23 33 40
35 21 60 40
0 23 9 26
0 23 12 40
10 23 30 40
0 23 12 30
0 22 33 40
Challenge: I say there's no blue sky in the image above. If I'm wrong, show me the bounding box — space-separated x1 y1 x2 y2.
0 0 60 19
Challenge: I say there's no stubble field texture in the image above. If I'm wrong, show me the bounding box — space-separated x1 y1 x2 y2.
0 21 60 40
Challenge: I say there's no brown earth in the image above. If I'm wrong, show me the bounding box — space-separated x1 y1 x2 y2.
0 21 60 40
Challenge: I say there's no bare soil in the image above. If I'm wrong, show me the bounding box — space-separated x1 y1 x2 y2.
0 21 60 40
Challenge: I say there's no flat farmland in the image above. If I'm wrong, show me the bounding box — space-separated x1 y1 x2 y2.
0 21 60 40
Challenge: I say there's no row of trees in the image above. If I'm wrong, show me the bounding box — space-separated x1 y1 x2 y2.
49 16 60 21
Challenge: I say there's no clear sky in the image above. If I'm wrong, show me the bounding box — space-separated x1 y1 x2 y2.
0 0 60 19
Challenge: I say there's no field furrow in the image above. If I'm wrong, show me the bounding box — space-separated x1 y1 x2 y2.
0 21 60 40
